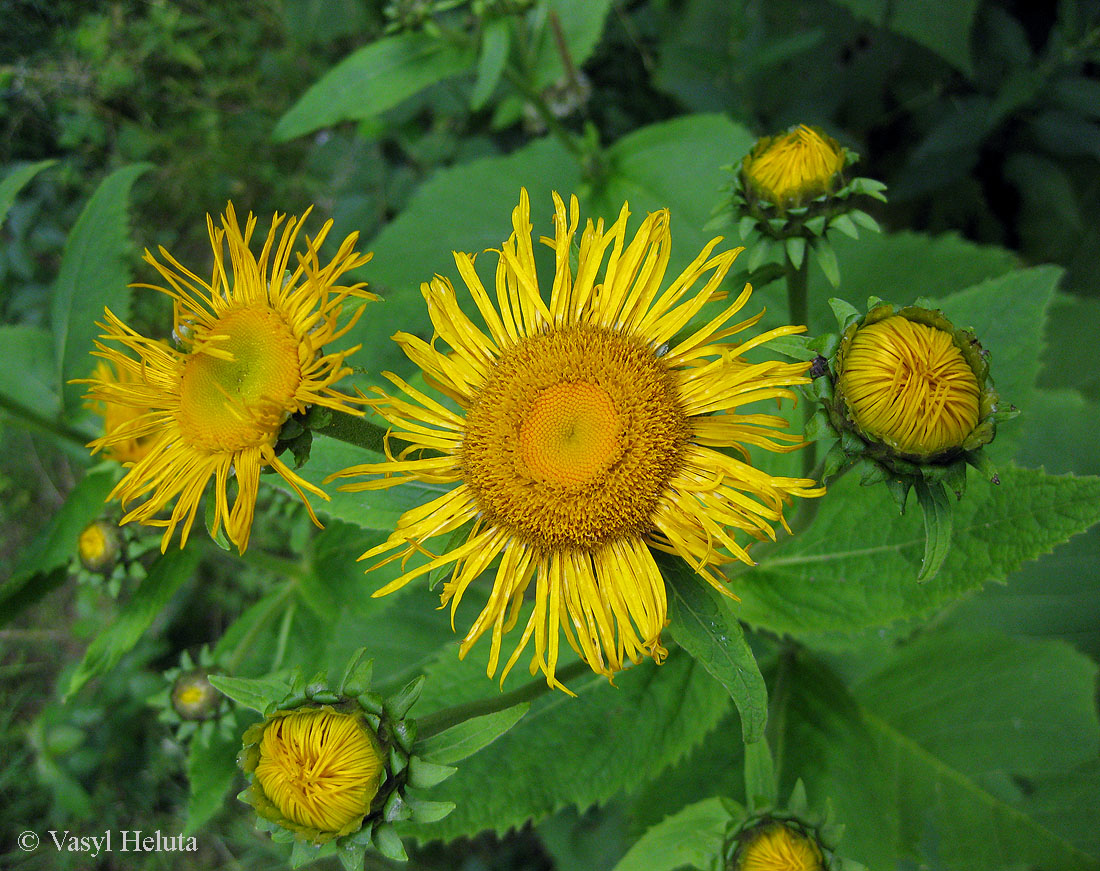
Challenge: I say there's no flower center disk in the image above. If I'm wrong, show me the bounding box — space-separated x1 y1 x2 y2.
461 325 690 550
177 306 301 452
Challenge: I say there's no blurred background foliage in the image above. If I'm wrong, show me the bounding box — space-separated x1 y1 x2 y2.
1 0 1099 868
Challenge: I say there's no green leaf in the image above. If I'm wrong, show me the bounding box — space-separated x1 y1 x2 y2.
0 159 55 229
416 703 530 765
812 240 840 288
784 235 806 269
66 548 198 698
610 797 731 871
734 466 1100 640
0 467 116 624
888 0 980 75
806 230 1017 333
341 136 580 387
471 17 510 109
51 163 152 413
208 674 293 714
913 478 952 581
406 650 730 841
664 557 767 743
851 630 1100 869
0 324 62 424
186 725 241 834
591 115 756 276
274 33 476 141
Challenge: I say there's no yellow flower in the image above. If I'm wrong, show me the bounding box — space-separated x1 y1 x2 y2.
838 315 980 458
253 708 384 838
170 669 221 721
737 823 823 871
83 203 375 553
331 190 823 692
88 360 157 465
77 519 120 573
742 125 845 209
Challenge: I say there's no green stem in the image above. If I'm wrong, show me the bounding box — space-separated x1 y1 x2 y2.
416 658 593 740
501 65 584 157
784 252 817 482
312 409 387 454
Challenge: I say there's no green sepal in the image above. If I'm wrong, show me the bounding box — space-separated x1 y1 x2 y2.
393 718 417 753
849 209 881 233
337 651 372 698
337 841 367 871
406 756 457 788
821 441 852 481
914 478 953 582
964 448 1002 485
787 779 810 817
885 476 912 514
803 410 831 442
365 712 382 732
828 297 861 332
204 497 233 552
803 214 827 235
784 236 806 269
384 676 425 720
812 240 840 288
830 212 859 239
389 745 408 776
738 215 757 241
270 826 296 844
383 790 412 823
275 691 307 712
746 237 777 272
305 679 328 698
859 462 888 487
309 690 340 705
372 823 408 862
358 692 384 715
405 794 456 823
289 839 320 869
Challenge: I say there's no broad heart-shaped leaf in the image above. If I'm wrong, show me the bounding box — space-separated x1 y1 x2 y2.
587 114 755 276
273 33 476 141
663 555 767 743
343 135 581 386
402 650 731 842
415 703 530 765
0 467 116 625
0 324 61 424
778 632 1100 870
0 159 55 229
829 0 979 74
610 796 732 871
66 548 198 698
732 466 1100 640
850 630 1100 869
51 162 152 414
802 230 1018 335
186 722 245 834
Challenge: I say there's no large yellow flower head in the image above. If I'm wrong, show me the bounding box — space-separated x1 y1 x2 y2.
838 314 981 459
332 189 823 692
251 708 384 840
742 125 845 210
83 203 375 553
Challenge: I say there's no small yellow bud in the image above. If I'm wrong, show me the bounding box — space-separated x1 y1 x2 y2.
77 520 120 574
736 822 824 871
742 125 845 210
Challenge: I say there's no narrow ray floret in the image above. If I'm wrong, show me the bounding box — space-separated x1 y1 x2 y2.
331 189 823 692
81 203 376 552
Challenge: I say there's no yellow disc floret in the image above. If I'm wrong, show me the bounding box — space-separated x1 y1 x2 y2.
177 307 301 452
738 823 824 871
462 325 689 550
839 315 980 457
255 709 384 837
743 125 845 209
